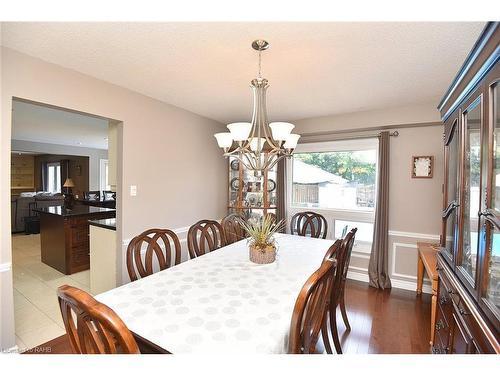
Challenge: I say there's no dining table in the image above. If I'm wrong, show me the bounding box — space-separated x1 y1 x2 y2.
95 233 335 354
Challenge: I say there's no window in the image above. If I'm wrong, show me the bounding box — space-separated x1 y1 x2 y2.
292 147 377 211
288 138 378 250
47 162 61 193
100 159 110 191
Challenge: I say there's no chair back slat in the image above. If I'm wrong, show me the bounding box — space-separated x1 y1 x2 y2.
57 285 139 354
221 213 247 245
187 219 226 259
290 211 328 239
127 229 181 281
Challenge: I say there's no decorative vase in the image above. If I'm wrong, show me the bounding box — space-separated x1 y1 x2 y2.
249 244 276 264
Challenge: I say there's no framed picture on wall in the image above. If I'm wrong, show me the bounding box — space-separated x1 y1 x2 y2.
412 156 433 178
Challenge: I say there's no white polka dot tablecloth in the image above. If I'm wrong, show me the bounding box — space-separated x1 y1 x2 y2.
95 233 334 354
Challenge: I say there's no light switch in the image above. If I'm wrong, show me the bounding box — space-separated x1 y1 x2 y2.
130 185 137 196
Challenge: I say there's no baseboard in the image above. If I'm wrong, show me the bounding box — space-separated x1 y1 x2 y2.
347 270 432 294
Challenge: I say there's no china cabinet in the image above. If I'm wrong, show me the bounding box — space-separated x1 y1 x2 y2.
436 22 499 354
227 154 278 221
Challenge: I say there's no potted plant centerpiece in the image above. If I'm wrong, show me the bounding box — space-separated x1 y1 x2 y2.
238 214 285 264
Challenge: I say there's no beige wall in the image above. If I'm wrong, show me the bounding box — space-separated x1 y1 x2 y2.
293 108 443 293
0 47 227 350
295 102 441 134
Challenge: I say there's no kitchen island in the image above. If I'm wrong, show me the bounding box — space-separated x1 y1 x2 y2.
35 205 116 274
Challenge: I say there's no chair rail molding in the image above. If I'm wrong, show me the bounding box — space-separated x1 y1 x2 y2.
388 230 440 241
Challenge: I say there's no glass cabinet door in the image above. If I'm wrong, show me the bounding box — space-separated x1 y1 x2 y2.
460 97 482 287
443 117 460 261
480 79 500 322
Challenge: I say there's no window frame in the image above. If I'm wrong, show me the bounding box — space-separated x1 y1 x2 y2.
286 138 379 253
46 161 61 193
99 158 110 192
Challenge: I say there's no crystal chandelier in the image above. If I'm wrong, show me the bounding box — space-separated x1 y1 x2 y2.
214 40 300 177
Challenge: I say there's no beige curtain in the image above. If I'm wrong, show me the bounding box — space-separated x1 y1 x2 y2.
276 158 287 233
368 131 392 289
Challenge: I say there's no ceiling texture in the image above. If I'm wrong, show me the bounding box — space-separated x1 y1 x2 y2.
12 100 109 149
1 22 485 124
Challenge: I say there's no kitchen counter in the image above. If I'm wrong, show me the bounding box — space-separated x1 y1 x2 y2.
35 205 115 217
88 218 116 231
36 205 116 274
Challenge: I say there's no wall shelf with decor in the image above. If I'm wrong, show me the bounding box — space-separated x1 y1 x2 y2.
227 155 278 221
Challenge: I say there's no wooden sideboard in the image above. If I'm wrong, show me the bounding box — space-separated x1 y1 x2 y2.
436 22 499 354
35 205 116 275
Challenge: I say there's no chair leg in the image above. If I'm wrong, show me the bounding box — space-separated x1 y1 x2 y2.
329 306 342 354
321 319 333 354
340 293 351 332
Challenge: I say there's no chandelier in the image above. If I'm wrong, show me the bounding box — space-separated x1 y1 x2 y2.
214 40 300 177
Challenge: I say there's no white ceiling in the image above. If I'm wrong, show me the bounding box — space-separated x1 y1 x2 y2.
1 22 485 123
12 100 109 149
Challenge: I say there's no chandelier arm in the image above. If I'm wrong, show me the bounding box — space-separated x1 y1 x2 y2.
233 153 254 171
242 150 257 171
267 153 291 171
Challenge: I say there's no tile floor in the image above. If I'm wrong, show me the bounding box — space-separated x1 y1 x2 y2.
12 234 91 351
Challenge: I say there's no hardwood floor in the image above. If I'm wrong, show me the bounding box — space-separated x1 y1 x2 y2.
24 280 431 354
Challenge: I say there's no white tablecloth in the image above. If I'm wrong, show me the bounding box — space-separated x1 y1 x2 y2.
95 233 334 354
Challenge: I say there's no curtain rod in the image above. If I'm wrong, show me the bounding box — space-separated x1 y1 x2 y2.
299 130 399 143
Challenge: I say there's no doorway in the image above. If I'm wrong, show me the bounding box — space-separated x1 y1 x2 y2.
10 98 121 351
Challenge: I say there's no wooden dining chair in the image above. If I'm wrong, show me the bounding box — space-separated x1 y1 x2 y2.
327 227 357 354
187 219 226 259
290 211 328 239
57 285 140 354
126 228 182 281
221 213 247 245
288 258 337 354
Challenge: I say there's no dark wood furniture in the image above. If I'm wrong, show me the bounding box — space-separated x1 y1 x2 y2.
84 190 100 201
221 213 246 245
436 22 499 354
416 242 440 346
76 197 116 209
35 205 116 274
290 211 328 239
57 285 140 354
227 154 278 222
126 228 181 281
327 228 357 354
187 219 226 259
289 258 337 354
102 190 116 200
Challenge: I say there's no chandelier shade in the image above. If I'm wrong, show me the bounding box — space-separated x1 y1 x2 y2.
214 39 301 176
269 122 295 141
214 133 233 149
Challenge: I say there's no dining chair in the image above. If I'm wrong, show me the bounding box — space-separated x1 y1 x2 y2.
290 211 328 239
221 213 247 245
84 190 101 201
187 219 226 259
288 258 337 354
57 285 140 354
126 228 182 281
102 190 116 200
327 227 357 354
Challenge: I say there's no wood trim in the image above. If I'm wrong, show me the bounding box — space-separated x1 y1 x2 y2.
438 253 500 353
438 22 499 121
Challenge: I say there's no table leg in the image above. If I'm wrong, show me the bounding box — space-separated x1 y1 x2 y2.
430 283 438 346
416 254 424 295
